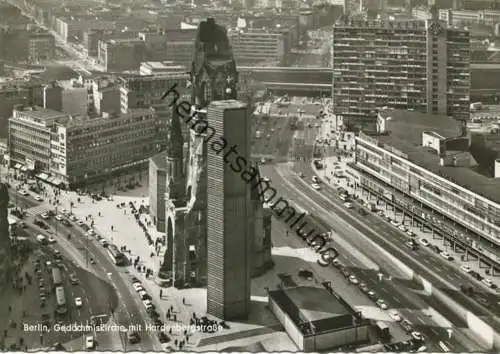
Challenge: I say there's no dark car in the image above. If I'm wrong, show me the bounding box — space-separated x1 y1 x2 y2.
431 245 442 253
298 269 313 278
401 319 413 333
358 282 369 293
158 332 170 343
358 208 368 216
470 271 484 281
41 313 51 326
220 321 230 329
127 331 140 344
341 268 350 278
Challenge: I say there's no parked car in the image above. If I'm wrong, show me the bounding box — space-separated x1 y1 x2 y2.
440 252 453 261
376 299 388 310
389 310 402 322
348 275 359 285
418 238 430 247
401 319 413 333
460 265 472 273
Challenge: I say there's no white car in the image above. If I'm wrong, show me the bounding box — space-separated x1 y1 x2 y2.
75 297 83 308
344 202 353 209
440 252 453 261
348 275 359 284
55 215 64 221
312 176 320 184
19 190 29 196
311 183 321 190
376 299 388 310
389 310 402 322
411 331 424 341
34 195 43 201
87 229 95 236
406 230 416 237
482 278 495 288
263 177 271 182
85 336 94 350
133 283 144 292
390 220 400 226
398 224 408 232
48 237 56 244
41 213 50 220
460 265 472 273
138 290 148 300
142 299 153 310
60 208 68 215
418 238 430 247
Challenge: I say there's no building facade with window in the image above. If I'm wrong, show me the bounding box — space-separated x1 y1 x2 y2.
9 105 165 188
350 110 500 261
332 18 470 132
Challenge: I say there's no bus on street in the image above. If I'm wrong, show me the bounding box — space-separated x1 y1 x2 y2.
106 244 125 266
52 267 63 286
55 286 67 316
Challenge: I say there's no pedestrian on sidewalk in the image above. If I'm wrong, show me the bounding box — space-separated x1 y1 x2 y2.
182 297 185 305
160 289 163 298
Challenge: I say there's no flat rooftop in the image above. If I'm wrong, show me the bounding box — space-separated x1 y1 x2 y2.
372 110 500 204
269 286 360 334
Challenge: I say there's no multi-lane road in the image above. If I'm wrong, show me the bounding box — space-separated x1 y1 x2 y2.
8 189 162 350
291 161 500 319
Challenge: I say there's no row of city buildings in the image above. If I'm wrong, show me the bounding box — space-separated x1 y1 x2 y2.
0 26 55 64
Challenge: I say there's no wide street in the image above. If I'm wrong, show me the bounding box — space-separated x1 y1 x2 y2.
7 188 162 351
260 163 484 352
290 160 500 321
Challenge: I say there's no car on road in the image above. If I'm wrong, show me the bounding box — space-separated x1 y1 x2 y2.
133 283 144 292
75 297 83 308
440 252 453 261
85 336 95 350
470 270 483 281
138 290 149 300
406 230 416 237
358 282 369 293
69 215 77 221
406 240 418 250
482 278 495 288
48 237 56 244
19 190 29 196
344 202 354 209
376 299 388 310
390 220 400 227
411 331 424 342
34 195 43 201
389 310 402 322
142 299 154 311
100 239 109 247
55 215 64 221
60 208 68 215
340 268 350 278
348 275 359 285
358 208 368 216
398 225 408 232
263 177 271 182
70 274 79 285
367 290 377 300
127 331 141 344
311 183 321 190
377 210 385 217
158 332 170 343
400 319 413 333
312 176 320 184
41 212 50 219
418 238 430 247
460 265 472 273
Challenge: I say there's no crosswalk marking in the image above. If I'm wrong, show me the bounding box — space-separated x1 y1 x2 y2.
26 204 54 216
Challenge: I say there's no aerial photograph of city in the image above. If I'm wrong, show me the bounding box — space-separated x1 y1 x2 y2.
2 0 500 352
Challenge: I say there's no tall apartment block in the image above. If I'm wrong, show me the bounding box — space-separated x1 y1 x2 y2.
206 100 252 320
228 29 287 66
332 18 470 132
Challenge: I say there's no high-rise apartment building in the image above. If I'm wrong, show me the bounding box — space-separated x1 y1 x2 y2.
332 18 470 132
206 100 252 320
228 28 287 66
